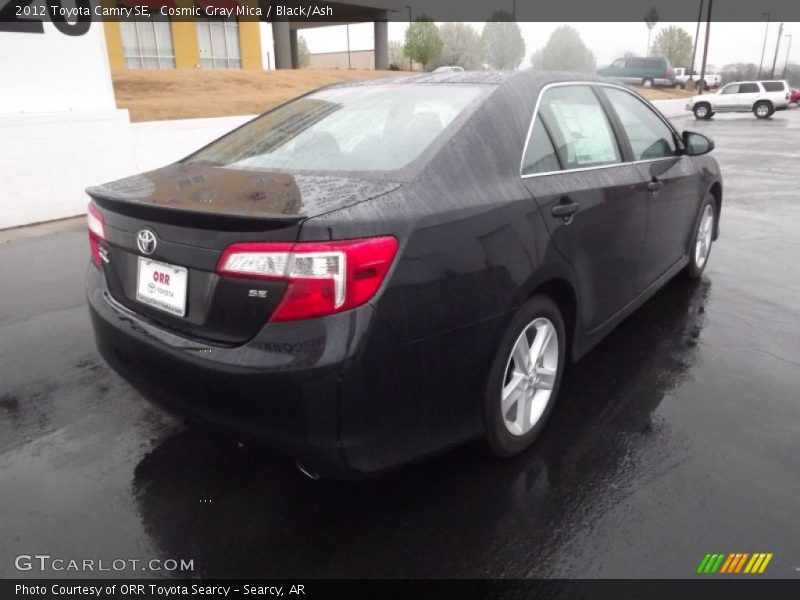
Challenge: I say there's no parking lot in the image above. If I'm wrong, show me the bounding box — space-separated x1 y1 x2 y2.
1 108 799 579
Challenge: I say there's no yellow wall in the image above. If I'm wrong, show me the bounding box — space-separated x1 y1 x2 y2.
101 0 262 71
239 0 262 71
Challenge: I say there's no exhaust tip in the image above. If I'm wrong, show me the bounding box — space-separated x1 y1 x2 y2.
295 460 321 481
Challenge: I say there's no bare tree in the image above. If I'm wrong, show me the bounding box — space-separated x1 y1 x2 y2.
434 22 483 70
530 25 596 73
404 17 443 71
481 11 525 70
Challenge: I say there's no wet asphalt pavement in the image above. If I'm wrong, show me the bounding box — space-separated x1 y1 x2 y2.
1 110 799 580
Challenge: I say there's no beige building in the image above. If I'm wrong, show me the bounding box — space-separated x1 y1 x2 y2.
310 50 376 70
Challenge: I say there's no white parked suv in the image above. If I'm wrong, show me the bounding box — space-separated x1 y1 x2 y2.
686 80 792 119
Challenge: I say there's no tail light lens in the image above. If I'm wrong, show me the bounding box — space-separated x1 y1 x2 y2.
87 203 106 266
218 236 399 322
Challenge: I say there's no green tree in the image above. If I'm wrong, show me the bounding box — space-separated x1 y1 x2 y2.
650 25 693 68
481 11 525 70
434 22 483 70
404 17 443 71
530 25 596 73
298 35 310 68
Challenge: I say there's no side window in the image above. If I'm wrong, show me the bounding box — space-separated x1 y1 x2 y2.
762 81 785 92
539 85 621 169
721 84 740 95
602 87 676 160
739 83 760 94
521 116 561 176
611 59 625 69
537 86 622 170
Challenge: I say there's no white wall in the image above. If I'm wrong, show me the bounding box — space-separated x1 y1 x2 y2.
0 112 253 230
259 22 275 70
0 21 116 114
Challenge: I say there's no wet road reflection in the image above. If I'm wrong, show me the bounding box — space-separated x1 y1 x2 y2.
132 278 709 578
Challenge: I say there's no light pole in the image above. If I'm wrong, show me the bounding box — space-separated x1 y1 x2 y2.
644 7 659 56
770 22 784 78
757 12 771 79
784 34 793 78
404 4 412 71
698 0 713 95
690 0 705 80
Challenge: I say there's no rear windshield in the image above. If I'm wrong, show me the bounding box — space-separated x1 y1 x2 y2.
186 84 488 172
761 81 786 92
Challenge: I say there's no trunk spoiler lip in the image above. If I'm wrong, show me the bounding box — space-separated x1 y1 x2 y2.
87 190 306 232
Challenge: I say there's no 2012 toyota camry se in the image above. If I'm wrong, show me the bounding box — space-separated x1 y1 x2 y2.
86 71 721 478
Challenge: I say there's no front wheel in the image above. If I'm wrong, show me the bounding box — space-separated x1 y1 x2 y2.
642 78 654 89
674 82 685 89
484 295 566 457
683 196 716 279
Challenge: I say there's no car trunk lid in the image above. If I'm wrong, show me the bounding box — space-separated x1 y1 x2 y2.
87 163 401 345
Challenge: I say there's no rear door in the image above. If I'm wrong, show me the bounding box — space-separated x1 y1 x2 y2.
521 84 648 332
598 86 699 289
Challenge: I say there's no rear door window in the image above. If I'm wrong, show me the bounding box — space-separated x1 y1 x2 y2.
739 83 760 94
602 87 676 160
537 86 621 170
761 81 785 92
521 115 561 176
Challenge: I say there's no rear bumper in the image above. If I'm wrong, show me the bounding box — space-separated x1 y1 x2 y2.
87 263 373 478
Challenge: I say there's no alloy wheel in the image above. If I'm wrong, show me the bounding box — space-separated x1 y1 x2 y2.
756 104 770 117
501 318 559 436
695 204 715 269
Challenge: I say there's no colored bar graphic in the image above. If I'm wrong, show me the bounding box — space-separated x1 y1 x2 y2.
697 554 712 573
698 552 773 574
719 554 735 573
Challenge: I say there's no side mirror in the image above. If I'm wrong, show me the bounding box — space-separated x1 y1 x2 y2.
682 131 714 156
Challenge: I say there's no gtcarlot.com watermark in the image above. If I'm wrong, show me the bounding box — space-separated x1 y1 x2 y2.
14 554 194 573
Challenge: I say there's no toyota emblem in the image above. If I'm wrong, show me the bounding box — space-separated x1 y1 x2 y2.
137 229 157 255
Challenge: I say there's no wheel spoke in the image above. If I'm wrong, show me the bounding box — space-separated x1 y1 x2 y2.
536 366 556 390
511 334 531 372
529 323 553 369
502 372 525 414
513 392 531 431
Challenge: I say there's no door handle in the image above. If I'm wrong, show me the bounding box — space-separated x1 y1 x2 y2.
647 178 664 192
551 198 580 220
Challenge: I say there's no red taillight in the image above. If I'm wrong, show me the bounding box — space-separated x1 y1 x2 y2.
217 236 399 322
87 203 106 266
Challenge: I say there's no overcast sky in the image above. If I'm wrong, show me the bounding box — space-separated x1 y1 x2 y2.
303 21 798 72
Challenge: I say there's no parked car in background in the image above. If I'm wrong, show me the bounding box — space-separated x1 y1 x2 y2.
673 68 721 90
86 72 722 479
686 80 792 119
791 88 800 105
433 66 465 73
597 56 676 88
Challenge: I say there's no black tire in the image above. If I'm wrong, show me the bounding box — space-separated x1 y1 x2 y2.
674 82 685 89
693 103 713 119
682 194 716 280
642 78 654 89
753 101 773 119
484 295 566 457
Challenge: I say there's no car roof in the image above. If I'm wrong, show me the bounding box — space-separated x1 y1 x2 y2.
325 69 620 90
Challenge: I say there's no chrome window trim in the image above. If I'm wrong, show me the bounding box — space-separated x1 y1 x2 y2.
519 81 682 180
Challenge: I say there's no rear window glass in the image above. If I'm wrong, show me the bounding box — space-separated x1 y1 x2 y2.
521 116 561 175
186 84 488 172
739 83 760 93
762 81 786 92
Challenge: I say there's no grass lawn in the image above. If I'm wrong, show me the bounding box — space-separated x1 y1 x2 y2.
111 69 694 122
112 69 402 122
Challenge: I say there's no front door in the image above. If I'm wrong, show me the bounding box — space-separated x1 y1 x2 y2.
598 85 699 289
